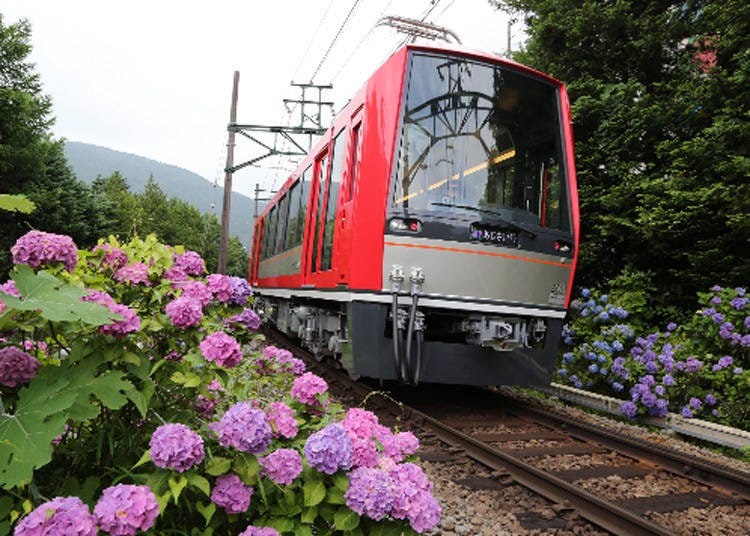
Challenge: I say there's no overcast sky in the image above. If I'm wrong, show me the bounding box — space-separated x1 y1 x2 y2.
3 0 525 197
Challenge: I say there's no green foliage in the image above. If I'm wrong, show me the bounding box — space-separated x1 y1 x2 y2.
494 0 750 320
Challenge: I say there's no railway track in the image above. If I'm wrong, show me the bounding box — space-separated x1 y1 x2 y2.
263 329 750 535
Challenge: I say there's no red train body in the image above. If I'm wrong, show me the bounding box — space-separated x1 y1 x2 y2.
249 43 579 386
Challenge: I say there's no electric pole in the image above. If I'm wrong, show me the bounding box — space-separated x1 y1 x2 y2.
218 70 239 274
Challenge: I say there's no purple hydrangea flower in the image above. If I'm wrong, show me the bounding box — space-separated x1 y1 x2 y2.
345 467 394 521
228 276 253 305
681 406 694 418
114 262 151 286
179 281 213 307
206 274 233 302
11 230 78 272
731 297 748 310
149 423 205 472
0 347 40 387
705 394 717 406
214 402 272 454
266 402 298 439
666 322 677 332
259 448 303 485
165 296 203 328
211 473 253 514
227 308 262 330
304 423 352 474
199 332 242 368
291 372 328 406
688 397 703 410
0 279 20 297
14 496 97 536
620 401 637 419
94 484 159 536
388 463 441 532
172 251 205 276
238 527 279 536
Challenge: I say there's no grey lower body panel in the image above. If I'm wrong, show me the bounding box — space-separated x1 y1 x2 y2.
349 301 561 386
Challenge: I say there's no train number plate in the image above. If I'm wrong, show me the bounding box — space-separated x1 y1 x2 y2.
469 223 519 247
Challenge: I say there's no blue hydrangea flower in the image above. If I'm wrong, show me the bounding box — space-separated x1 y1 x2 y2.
304 424 352 475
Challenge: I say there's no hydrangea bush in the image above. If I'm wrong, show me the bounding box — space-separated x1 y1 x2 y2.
0 231 440 535
558 286 749 429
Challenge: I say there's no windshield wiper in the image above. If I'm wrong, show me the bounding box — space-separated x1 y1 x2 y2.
430 202 537 238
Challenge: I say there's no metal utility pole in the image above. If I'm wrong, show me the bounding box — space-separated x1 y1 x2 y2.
218 70 239 274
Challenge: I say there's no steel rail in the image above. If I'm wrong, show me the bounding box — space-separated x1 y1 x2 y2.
504 397 750 499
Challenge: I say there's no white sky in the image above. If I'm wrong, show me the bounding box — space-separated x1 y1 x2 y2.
3 0 525 197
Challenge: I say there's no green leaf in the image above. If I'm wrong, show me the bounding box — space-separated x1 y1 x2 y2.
302 479 326 507
2 265 117 325
0 194 36 214
325 486 346 505
187 473 211 497
332 472 349 492
168 476 188 503
301 505 318 523
334 507 360 531
133 450 152 469
0 371 75 489
205 456 232 476
127 380 156 419
265 517 294 533
196 501 216 527
294 523 313 536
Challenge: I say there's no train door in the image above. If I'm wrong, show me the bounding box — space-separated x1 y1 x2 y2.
334 109 363 284
302 149 329 281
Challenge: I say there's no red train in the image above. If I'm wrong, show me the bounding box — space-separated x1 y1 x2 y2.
249 42 579 386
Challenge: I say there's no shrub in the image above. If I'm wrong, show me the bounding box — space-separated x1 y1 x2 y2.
0 231 440 535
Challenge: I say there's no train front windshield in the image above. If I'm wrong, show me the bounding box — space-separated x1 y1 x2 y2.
392 52 572 233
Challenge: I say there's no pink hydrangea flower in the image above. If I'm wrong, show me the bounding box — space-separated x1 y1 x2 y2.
206 273 233 302
14 496 97 536
162 265 189 288
290 372 328 406
82 290 141 338
388 462 441 532
0 279 20 297
211 473 253 514
172 251 205 276
92 244 128 271
94 484 159 536
199 332 242 368
238 527 279 536
342 408 380 440
0 346 40 387
266 402 298 439
149 423 205 472
259 448 303 485
114 262 150 286
165 296 203 328
179 280 213 307
11 230 78 272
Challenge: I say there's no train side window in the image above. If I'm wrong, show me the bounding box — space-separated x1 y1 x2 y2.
286 180 302 249
311 154 328 273
274 193 290 255
348 122 362 201
297 166 311 247
265 206 278 258
320 129 346 271
260 215 270 260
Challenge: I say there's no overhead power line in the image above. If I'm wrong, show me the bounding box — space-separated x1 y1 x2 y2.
310 0 364 82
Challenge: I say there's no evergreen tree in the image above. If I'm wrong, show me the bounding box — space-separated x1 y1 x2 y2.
494 0 750 318
0 15 107 276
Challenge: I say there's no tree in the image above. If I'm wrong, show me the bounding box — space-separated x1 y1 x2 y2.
493 0 750 319
0 15 104 277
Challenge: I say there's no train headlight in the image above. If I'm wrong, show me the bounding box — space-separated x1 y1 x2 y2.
389 218 422 233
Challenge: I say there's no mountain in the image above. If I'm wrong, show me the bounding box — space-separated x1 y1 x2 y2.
63 141 258 248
